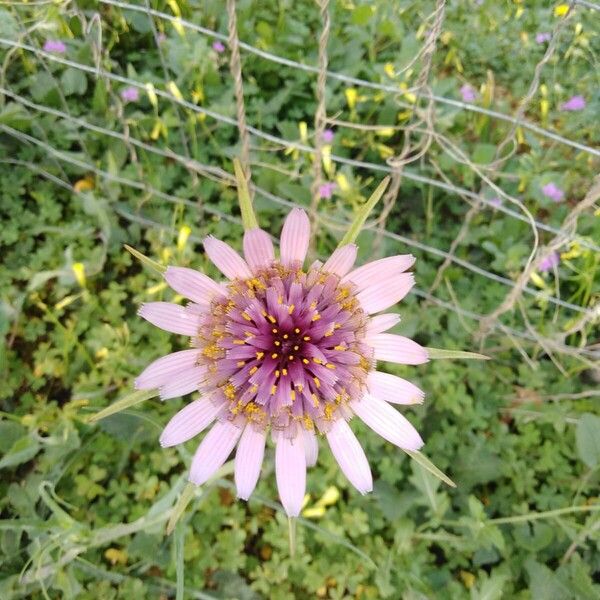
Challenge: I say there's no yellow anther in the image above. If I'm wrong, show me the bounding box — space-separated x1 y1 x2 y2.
303 336 311 341
283 334 289 339
256 351 265 360
324 404 335 419
313 377 321 388
233 339 246 345
302 358 310 364
261 310 268 317
334 345 346 351
275 370 281 378
267 314 277 323
289 355 295 360
249 366 258 375
271 353 278 359
311 393 320 407
288 304 295 314
334 323 341 329
296 383 303 392
277 295 283 304
294 328 301 334
271 385 277 395
242 312 252 321
237 361 246 367
282 368 288 376
290 390 296 401
310 301 317 310
293 345 299 351
272 328 278 334
244 331 254 337
274 341 281 346
313 358 322 364
312 313 321 321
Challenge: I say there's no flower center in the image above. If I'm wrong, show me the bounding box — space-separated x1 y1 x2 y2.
194 263 373 434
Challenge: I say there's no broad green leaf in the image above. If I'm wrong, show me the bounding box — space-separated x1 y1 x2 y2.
234 158 258 230
404 450 456 487
426 347 491 360
124 244 166 274
0 436 40 469
338 176 390 246
576 413 600 468
88 389 159 423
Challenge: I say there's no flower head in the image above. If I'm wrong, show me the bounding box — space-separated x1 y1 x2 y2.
535 32 551 44
318 182 336 199
120 86 139 103
542 182 564 203
136 209 426 515
43 40 66 54
539 251 559 272
489 197 502 209
322 129 335 144
560 95 586 111
460 84 477 103
212 40 226 53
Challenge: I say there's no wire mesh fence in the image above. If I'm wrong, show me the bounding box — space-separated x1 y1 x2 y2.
1 0 598 369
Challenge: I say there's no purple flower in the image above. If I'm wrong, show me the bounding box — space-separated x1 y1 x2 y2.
120 86 139 103
560 95 586 111
322 129 335 144
489 197 502 208
535 32 551 44
541 182 564 203
460 84 477 103
212 40 226 53
43 40 66 54
136 208 425 515
318 182 337 199
539 251 559 273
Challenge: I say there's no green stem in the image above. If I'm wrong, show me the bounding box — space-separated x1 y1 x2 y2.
288 516 297 557
234 158 258 230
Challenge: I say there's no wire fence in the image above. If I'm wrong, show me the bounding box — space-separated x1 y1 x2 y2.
1 0 598 365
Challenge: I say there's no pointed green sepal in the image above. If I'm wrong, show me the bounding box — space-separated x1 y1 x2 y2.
404 450 456 487
88 388 159 423
234 158 259 230
426 347 490 360
338 176 390 247
124 244 166 274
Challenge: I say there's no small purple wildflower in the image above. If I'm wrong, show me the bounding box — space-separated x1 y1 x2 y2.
539 251 560 273
460 84 477 103
318 182 337 199
120 86 139 103
43 40 66 54
560 95 586 111
535 32 551 44
212 40 226 53
542 182 565 203
322 129 335 144
489 197 502 209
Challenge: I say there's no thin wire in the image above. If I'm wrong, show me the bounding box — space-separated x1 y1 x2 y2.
96 0 600 159
0 45 596 254
1 119 593 318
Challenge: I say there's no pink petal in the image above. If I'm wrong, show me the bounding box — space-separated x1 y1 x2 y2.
160 398 222 447
342 255 415 291
370 333 429 365
366 314 401 336
367 371 425 405
234 424 266 500
138 302 201 336
352 393 423 451
189 420 242 485
303 428 319 467
243 229 275 272
275 433 306 517
203 236 252 280
326 419 372 493
165 267 225 304
356 273 415 313
280 208 310 267
159 365 206 400
135 349 200 390
322 244 358 277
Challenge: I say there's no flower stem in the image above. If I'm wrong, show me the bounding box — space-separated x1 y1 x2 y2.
288 517 297 557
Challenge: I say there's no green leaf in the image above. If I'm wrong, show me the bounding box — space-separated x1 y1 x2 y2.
124 244 166 274
404 450 456 487
234 158 258 230
166 483 196 536
88 389 159 423
426 347 491 360
0 435 41 469
576 413 600 468
338 176 390 246
61 68 88 96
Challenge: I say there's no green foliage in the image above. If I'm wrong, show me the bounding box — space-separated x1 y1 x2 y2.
1 0 599 599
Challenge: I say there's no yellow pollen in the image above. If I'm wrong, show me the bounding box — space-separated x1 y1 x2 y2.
242 312 252 321
310 301 317 310
312 393 319 407
325 363 336 370
283 334 289 339
295 328 301 334
277 295 283 304
275 370 280 378
244 331 254 337
334 323 341 329
289 355 295 361
282 368 288 376
290 390 296 401
261 310 268 317
267 314 277 324
274 341 281 346
288 305 295 314
324 330 334 337
296 383 303 392
251 384 258 393
334 345 346 351
271 353 278 359
303 415 314 430
313 377 321 388
270 385 277 395
303 336 311 341
233 339 246 345
256 351 265 360
302 358 310 364
249 366 258 375
293 345 299 351
324 404 335 419
312 313 321 321
237 361 246 367
313 358 322 364
272 328 278 334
